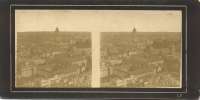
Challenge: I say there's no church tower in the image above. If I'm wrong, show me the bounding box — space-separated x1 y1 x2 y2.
132 27 137 33
55 27 59 32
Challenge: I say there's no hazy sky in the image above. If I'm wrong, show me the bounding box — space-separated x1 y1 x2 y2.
15 10 182 32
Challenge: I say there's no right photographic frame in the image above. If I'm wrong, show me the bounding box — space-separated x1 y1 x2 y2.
99 10 183 88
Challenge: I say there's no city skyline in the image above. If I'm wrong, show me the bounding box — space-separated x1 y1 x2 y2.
15 10 182 88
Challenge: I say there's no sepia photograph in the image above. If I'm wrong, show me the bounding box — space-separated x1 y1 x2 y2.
15 10 92 88
15 10 182 88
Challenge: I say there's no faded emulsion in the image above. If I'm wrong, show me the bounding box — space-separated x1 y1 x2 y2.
15 10 182 88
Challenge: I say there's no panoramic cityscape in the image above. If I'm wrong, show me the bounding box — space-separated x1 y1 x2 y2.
15 10 182 88
100 29 181 88
16 28 92 87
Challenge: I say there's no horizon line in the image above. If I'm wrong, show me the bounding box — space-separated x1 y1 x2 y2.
17 31 181 33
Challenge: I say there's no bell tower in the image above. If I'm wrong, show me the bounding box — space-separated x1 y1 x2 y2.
132 27 137 33
55 27 59 32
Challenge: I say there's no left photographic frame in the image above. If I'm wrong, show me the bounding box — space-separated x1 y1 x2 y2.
14 10 93 88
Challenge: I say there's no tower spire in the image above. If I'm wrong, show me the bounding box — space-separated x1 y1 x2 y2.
132 26 136 33
55 27 59 32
